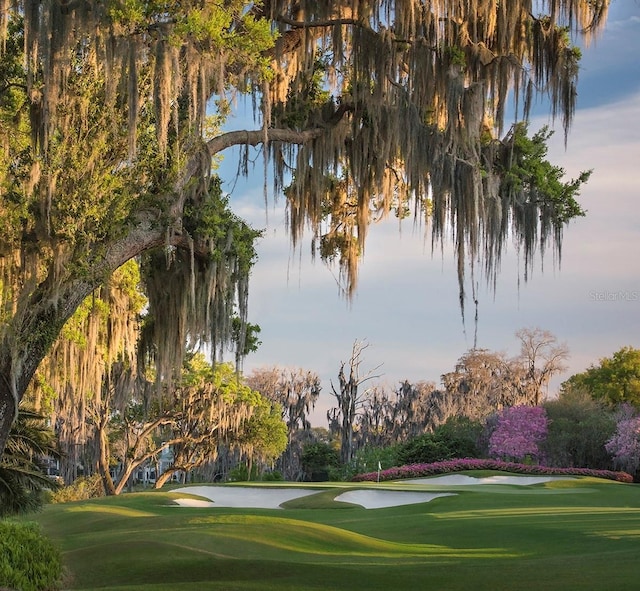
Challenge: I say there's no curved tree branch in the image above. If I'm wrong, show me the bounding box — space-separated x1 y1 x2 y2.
206 127 325 157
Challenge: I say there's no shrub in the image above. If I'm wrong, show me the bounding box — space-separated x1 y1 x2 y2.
351 458 633 483
605 405 640 478
542 387 616 469
488 406 548 463
397 417 483 465
0 521 62 591
301 442 340 481
50 473 105 503
261 470 284 481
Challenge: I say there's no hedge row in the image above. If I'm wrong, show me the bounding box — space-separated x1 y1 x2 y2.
352 458 634 483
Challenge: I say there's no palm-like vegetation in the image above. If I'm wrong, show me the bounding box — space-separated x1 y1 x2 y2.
0 407 60 517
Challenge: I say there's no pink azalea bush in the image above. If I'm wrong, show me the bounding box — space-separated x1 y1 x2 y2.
488 405 548 462
605 405 640 475
351 458 633 483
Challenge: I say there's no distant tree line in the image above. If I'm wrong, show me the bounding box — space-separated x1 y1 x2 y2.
3 318 640 515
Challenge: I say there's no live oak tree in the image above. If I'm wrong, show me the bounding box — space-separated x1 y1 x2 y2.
246 366 320 479
0 0 610 456
103 357 281 494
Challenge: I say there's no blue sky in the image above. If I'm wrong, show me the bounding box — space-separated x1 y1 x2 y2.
221 2 640 425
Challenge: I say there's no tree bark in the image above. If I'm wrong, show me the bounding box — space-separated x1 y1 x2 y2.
96 411 118 496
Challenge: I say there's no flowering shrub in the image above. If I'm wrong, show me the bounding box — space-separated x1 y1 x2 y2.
489 405 548 462
351 458 633 483
605 406 640 475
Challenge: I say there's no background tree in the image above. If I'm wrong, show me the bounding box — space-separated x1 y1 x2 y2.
329 340 382 465
541 385 615 469
387 381 441 441
514 328 569 405
562 347 640 407
440 348 518 418
246 366 320 480
488 405 549 463
300 441 340 482
235 397 288 481
605 404 640 479
0 1 608 456
357 386 394 449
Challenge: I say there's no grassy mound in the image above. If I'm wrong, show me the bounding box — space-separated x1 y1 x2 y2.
19 474 640 590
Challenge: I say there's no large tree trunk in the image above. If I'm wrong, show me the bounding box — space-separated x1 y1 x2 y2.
96 412 118 496
0 392 16 461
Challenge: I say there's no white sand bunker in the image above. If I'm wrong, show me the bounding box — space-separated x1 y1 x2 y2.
171 475 575 510
172 486 319 509
335 490 455 509
403 474 573 486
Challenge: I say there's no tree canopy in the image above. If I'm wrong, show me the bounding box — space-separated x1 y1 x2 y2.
0 0 611 456
562 347 640 407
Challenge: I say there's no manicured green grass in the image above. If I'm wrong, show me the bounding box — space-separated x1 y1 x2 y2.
26 475 640 590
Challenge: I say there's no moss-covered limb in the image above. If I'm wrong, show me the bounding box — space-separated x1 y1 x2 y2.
0 2 612 457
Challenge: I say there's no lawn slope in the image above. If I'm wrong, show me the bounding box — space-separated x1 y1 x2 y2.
29 476 640 591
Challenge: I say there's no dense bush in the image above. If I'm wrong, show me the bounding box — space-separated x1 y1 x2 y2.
605 405 640 478
542 388 616 469
1 407 61 517
50 473 105 503
301 442 340 481
397 417 483 465
0 521 62 591
352 458 633 483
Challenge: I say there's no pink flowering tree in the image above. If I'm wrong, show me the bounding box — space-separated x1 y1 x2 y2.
489 405 549 463
605 405 640 476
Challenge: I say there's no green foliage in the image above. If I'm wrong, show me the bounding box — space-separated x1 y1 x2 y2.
501 123 590 223
442 44 467 68
562 347 640 406
227 465 283 482
301 441 340 481
50 474 106 504
240 400 289 464
542 387 616 469
0 521 62 591
0 407 60 517
397 417 484 465
183 177 262 273
273 57 332 129
0 17 31 251
261 470 284 481
397 435 451 465
227 463 259 482
108 0 276 80
347 444 401 480
230 316 262 359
